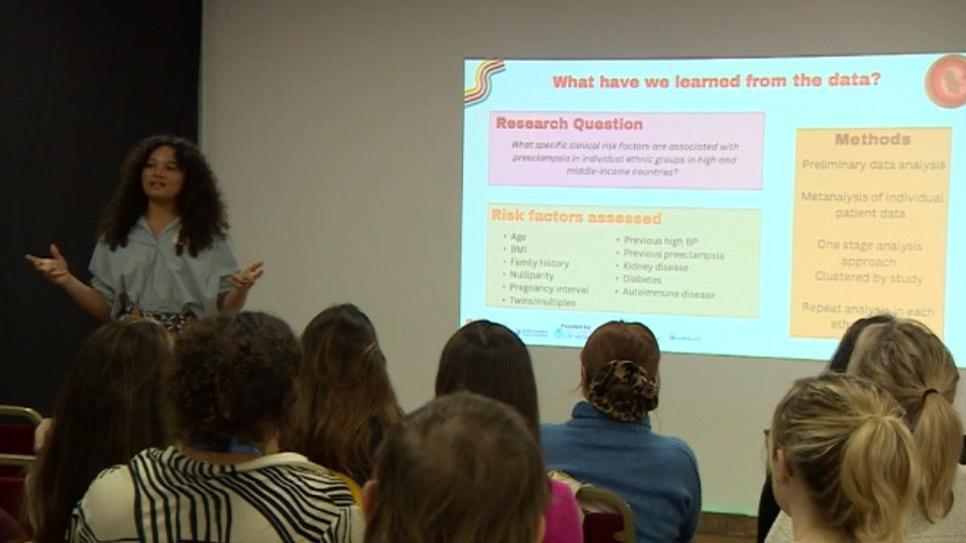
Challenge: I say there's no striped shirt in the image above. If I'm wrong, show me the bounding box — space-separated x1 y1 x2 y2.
68 446 363 542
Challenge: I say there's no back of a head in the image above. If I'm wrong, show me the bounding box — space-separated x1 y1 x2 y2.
771 374 919 543
435 320 540 439
366 392 549 543
580 320 660 420
167 311 300 446
302 303 381 386
827 314 896 373
28 318 170 543
847 318 963 521
294 303 402 478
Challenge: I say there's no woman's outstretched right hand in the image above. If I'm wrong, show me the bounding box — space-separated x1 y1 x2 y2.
25 244 111 320
25 244 72 285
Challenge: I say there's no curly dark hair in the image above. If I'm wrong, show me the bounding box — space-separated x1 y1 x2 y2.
99 134 228 257
166 312 301 446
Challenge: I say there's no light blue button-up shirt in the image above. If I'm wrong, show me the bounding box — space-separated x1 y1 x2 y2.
88 217 240 318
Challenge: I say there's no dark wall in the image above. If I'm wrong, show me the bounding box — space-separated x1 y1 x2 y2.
0 2 201 413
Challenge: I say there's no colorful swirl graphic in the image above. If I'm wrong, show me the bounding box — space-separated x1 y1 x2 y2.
464 60 505 107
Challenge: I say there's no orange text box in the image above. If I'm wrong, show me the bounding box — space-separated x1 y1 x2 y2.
790 128 950 338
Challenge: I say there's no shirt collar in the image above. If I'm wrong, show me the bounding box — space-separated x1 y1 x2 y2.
571 400 652 430
136 216 181 235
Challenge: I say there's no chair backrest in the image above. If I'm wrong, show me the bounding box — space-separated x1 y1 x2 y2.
0 405 42 472
0 404 43 535
0 405 43 427
576 486 635 543
548 470 635 543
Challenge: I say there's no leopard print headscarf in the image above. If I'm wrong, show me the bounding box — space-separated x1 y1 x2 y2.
587 360 659 421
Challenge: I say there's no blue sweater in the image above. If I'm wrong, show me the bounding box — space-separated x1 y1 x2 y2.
541 402 701 543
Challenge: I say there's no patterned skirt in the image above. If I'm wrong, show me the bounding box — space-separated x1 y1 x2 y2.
119 306 197 334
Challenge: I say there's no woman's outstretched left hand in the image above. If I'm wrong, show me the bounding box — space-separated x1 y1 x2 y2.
230 261 264 290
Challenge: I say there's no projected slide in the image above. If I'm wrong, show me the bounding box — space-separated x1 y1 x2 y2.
460 54 966 363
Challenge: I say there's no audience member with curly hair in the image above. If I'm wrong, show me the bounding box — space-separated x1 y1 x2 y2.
541 320 701 543
25 318 169 543
26 135 262 333
68 312 362 543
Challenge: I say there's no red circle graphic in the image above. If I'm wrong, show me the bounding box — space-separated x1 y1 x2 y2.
925 55 966 108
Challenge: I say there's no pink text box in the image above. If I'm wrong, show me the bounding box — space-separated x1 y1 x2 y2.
488 112 763 190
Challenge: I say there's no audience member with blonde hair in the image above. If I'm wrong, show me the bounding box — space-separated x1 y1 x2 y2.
756 314 897 541
768 373 918 543
767 318 966 542
541 320 701 543
363 392 549 543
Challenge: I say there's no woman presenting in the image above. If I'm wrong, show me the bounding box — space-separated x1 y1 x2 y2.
26 135 262 333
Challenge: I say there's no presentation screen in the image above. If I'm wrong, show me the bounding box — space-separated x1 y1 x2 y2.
460 53 966 364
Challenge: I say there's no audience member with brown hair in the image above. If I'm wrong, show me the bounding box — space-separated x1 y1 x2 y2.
287 303 403 484
435 320 583 543
67 311 362 543
768 373 918 543
767 317 966 542
363 392 549 543
24 318 169 543
542 320 701 543
436 320 540 434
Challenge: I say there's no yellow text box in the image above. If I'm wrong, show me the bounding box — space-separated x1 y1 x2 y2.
486 204 761 317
